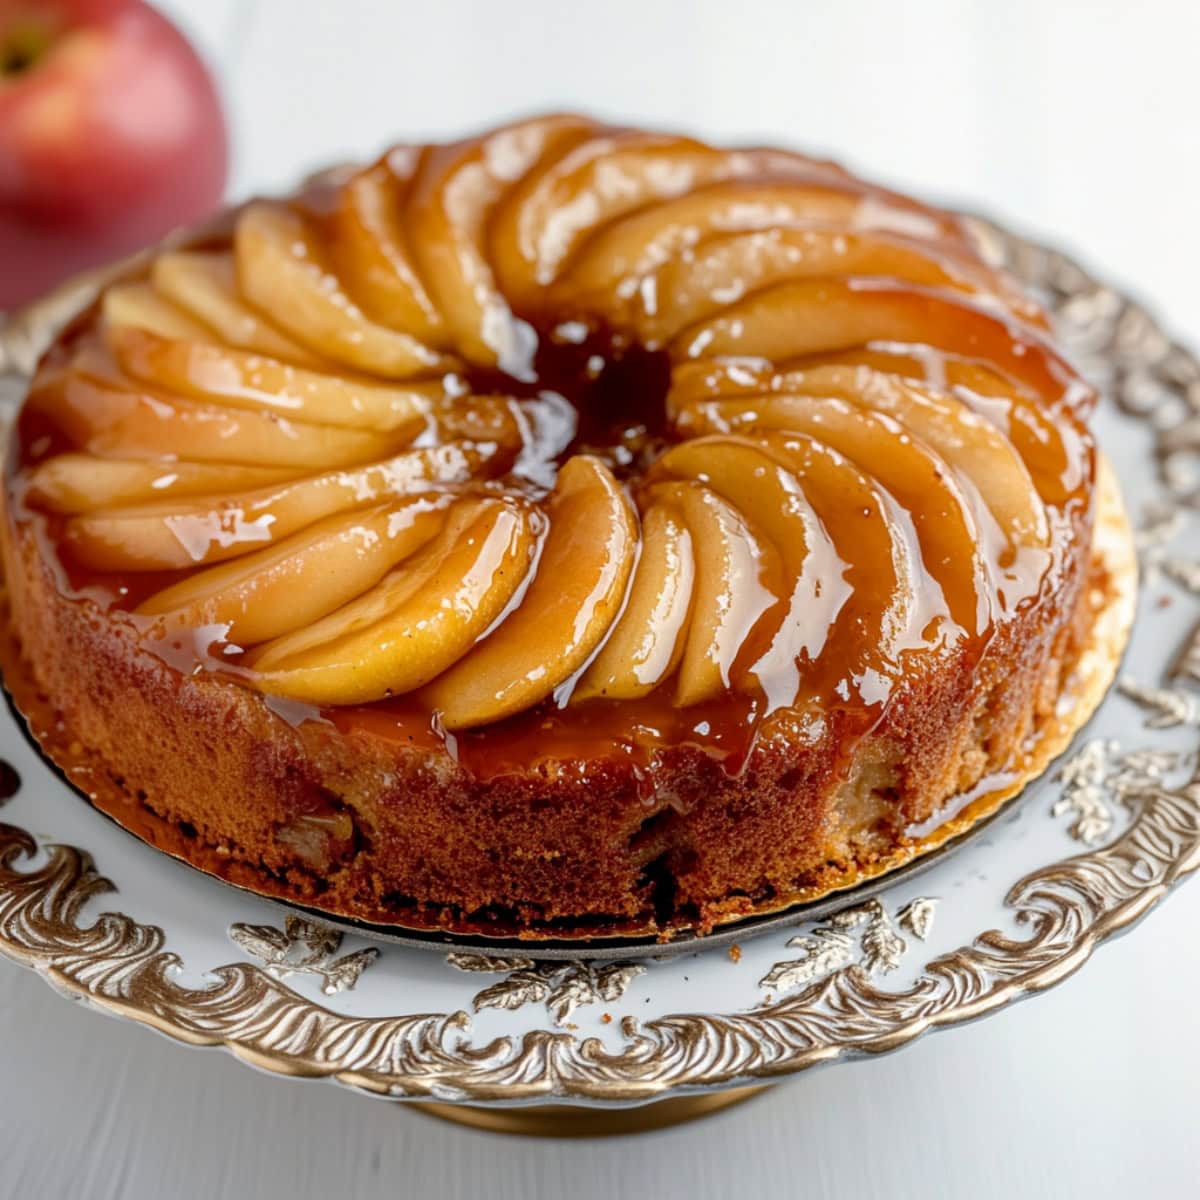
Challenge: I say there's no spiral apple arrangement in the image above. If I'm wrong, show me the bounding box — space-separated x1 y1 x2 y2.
11 115 1094 738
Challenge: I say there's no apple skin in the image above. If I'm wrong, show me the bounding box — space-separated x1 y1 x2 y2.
0 0 228 309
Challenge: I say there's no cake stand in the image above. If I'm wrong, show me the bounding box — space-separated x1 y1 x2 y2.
2 217 1199 1135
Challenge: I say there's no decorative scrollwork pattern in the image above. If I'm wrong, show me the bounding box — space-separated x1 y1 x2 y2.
447 954 645 1027
229 915 378 996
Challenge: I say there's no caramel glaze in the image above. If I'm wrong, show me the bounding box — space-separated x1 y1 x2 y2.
4 116 1096 789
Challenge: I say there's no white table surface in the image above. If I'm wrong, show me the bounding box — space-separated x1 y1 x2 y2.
3 2 1199 1195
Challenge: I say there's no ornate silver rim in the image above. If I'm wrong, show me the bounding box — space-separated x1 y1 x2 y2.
2 216 1198 1104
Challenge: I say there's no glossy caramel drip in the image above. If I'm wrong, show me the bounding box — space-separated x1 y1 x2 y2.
6 115 1095 773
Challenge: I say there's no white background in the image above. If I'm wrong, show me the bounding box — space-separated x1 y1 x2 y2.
2 2 1199 1196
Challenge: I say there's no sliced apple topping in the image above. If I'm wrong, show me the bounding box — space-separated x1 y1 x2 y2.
435 392 519 442
651 438 811 574
573 502 694 702
25 455 297 514
28 371 397 470
331 154 447 344
648 437 849 701
549 184 862 316
12 120 1093 731
670 353 1061 539
235 202 453 377
64 445 492 571
678 392 990 634
490 131 754 309
422 456 637 729
405 115 593 372
777 346 1039 401
753 430 923 684
621 228 1037 344
136 499 450 645
102 281 212 342
645 479 784 708
770 363 1048 552
246 497 537 706
109 325 436 435
152 251 323 365
793 348 1089 508
671 279 1079 407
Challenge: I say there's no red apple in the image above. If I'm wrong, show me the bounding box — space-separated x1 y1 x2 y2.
0 0 228 309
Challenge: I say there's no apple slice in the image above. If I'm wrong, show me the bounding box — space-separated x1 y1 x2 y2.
608 228 1041 344
780 346 1035 399
331 153 447 344
152 251 323 366
490 131 748 310
246 497 536 705
235 202 452 378
772 363 1048 550
666 359 780 426
404 115 593 372
651 438 811 573
24 455 297 514
136 499 448 645
787 348 1090 509
422 456 637 728
28 371 396 470
64 444 489 571
109 325 436 435
679 393 990 634
550 184 861 317
438 393 519 440
671 349 1082 514
753 430 921 682
651 437 852 704
573 502 694 702
102 281 212 341
671 279 1083 407
645 479 784 708
659 376 927 674
541 168 979 310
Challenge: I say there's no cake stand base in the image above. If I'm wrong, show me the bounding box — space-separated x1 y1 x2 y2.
406 1084 770 1137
